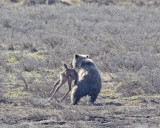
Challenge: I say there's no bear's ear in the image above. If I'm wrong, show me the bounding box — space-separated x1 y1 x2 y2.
75 54 79 59
86 55 89 58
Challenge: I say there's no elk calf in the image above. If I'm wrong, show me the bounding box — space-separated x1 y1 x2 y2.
49 64 78 102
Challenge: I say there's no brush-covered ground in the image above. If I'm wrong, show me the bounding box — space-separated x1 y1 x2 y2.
0 2 160 128
1 0 160 7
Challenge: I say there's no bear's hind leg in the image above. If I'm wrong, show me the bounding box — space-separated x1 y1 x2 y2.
72 96 80 105
90 93 98 104
71 86 81 105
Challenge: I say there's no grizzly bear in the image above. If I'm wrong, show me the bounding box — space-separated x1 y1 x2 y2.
71 54 102 105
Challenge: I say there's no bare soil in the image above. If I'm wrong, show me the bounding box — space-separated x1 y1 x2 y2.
0 74 160 128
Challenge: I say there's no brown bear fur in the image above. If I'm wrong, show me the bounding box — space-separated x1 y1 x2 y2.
71 54 102 105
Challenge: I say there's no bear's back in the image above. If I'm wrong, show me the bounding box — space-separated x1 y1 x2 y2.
78 58 101 93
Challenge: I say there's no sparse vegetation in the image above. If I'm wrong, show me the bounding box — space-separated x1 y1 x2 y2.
0 1 160 127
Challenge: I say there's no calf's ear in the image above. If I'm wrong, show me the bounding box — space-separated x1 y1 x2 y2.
70 63 73 68
64 63 68 70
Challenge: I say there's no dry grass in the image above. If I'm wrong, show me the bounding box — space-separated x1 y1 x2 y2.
1 0 160 6
0 2 160 127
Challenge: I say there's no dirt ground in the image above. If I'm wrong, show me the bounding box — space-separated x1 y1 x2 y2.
0 73 160 128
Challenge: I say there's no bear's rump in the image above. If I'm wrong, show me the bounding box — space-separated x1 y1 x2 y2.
77 75 101 94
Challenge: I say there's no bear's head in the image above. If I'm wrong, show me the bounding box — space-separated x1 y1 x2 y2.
72 54 89 69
